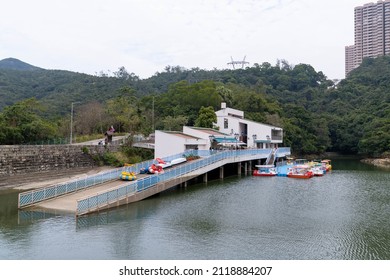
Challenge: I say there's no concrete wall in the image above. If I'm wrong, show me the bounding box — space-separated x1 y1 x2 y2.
154 131 185 159
0 145 118 176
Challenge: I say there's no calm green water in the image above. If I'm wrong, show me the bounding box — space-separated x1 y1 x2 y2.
0 158 389 260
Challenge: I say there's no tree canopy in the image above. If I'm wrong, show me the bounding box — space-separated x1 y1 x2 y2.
1 57 389 157
0 98 58 144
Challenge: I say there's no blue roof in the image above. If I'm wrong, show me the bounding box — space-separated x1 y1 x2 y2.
213 136 238 143
255 139 271 143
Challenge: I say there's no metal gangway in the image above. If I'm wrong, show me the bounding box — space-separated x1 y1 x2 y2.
265 148 277 165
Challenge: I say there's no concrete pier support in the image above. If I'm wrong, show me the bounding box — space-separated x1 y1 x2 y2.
219 166 224 179
238 162 242 175
248 161 252 174
203 172 208 183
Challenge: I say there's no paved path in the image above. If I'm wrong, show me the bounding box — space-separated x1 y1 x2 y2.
31 179 126 213
29 173 150 214
1 166 115 191
73 135 128 146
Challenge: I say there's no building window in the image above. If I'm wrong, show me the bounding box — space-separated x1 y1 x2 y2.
185 145 198 150
271 129 283 140
224 118 228 129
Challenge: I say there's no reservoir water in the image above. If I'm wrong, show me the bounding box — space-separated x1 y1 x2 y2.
0 158 389 260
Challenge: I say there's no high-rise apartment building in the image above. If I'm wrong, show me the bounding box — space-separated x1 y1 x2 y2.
345 0 390 76
345 45 356 76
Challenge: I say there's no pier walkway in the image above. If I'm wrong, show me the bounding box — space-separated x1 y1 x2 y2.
18 148 291 216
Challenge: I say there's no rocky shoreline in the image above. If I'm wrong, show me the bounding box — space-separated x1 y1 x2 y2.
361 157 390 169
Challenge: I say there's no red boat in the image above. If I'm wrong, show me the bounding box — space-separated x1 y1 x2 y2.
148 164 164 174
287 165 314 179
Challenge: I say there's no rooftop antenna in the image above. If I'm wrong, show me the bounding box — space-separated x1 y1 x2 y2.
227 56 249 69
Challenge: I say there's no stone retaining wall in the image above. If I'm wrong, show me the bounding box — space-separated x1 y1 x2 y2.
0 145 119 176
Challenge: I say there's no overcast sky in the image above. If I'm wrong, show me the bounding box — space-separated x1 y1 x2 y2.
1 0 367 80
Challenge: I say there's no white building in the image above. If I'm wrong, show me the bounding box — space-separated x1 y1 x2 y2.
215 102 283 149
154 103 284 158
154 130 208 159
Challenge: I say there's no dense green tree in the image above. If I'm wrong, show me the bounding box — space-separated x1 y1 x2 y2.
194 106 217 128
359 119 390 156
154 80 222 126
162 115 188 131
105 86 140 133
0 98 58 144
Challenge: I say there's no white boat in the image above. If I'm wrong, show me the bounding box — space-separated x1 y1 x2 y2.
253 165 277 176
170 157 187 165
311 166 325 176
309 162 325 176
156 157 187 169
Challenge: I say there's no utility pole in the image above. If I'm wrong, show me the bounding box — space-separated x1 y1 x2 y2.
152 96 155 131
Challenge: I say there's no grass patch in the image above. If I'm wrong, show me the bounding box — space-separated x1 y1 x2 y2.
93 146 154 167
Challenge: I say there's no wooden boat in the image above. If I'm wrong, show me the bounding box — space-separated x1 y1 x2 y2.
287 165 314 179
253 165 277 176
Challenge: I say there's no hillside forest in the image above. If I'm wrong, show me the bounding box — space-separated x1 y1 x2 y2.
0 57 389 158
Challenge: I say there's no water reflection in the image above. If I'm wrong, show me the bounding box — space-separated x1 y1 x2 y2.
18 210 59 224
76 199 161 230
0 190 19 225
1 158 390 260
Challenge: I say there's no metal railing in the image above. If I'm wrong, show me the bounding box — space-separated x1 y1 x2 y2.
18 147 290 213
17 151 199 208
18 168 122 208
76 148 273 216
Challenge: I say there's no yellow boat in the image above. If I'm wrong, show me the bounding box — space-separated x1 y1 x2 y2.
321 159 332 171
120 171 137 181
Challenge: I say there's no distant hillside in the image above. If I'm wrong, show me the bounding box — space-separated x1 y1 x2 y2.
0 59 195 114
0 58 140 114
0 58 43 71
0 59 314 114
0 57 388 156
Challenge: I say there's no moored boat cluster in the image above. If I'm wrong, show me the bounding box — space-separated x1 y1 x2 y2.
253 159 332 179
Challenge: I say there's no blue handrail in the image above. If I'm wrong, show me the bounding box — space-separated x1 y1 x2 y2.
19 147 290 213
76 148 279 215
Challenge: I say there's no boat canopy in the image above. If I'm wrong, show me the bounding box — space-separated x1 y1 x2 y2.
292 165 310 169
213 136 246 146
255 165 275 168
